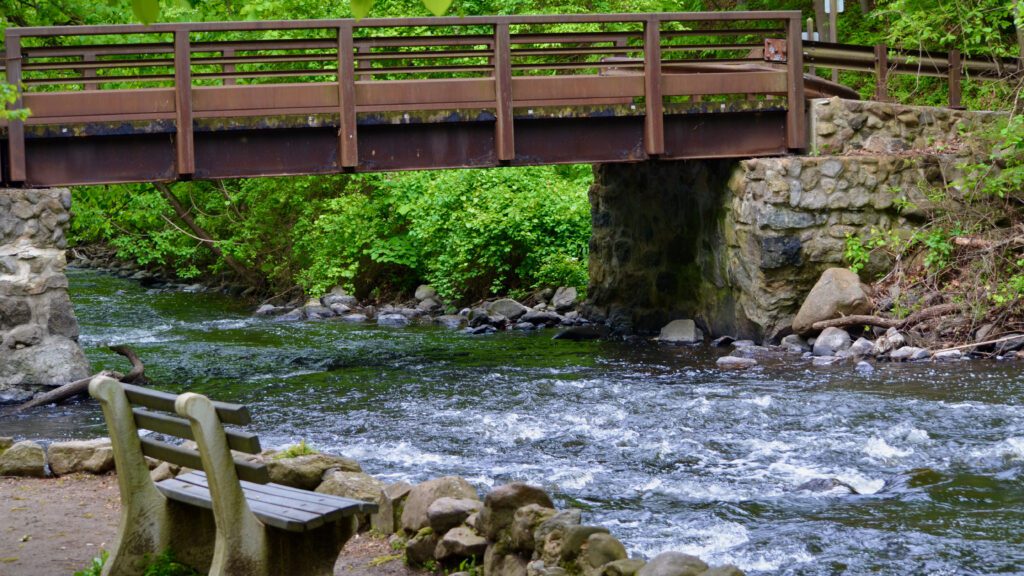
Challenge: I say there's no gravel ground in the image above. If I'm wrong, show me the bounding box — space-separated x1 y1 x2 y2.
0 474 423 576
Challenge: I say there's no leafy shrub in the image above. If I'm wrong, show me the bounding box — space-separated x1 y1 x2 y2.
274 439 318 459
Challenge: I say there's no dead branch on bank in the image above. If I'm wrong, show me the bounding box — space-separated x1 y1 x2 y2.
809 303 962 332
12 345 149 412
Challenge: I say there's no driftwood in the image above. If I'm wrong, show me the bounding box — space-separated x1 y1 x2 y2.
931 334 1024 355
13 345 148 412
14 370 118 413
810 303 961 332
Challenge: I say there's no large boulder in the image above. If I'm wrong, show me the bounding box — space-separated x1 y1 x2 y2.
478 482 555 540
812 327 853 357
636 552 708 576
372 481 413 535
509 503 557 552
581 533 628 576
601 559 647 576
485 546 529 576
792 268 872 335
551 287 578 312
48 438 114 476
415 285 438 301
656 320 703 345
265 452 362 490
0 440 46 477
407 528 441 566
487 299 529 322
0 335 91 388
401 476 479 534
434 526 488 561
316 470 384 502
427 497 482 534
534 509 583 562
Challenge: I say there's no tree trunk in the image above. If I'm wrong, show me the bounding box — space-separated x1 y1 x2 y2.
154 182 257 283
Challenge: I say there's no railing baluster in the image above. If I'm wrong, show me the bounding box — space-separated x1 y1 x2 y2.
174 29 195 176
82 51 99 90
786 15 806 151
643 16 664 156
948 49 962 109
494 22 514 162
5 31 26 182
874 44 888 102
222 48 236 86
337 23 358 169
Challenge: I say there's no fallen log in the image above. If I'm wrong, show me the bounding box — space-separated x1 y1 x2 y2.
12 345 149 412
13 370 118 413
810 303 961 332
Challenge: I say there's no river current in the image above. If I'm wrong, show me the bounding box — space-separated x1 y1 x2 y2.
5 269 1024 575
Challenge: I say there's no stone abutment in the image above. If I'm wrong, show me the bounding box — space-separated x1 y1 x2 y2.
0 188 90 402
585 98 1001 341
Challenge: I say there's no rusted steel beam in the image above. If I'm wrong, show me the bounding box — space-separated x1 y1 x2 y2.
174 30 195 176
337 23 358 168
785 15 805 151
643 16 664 156
494 22 515 162
4 32 26 182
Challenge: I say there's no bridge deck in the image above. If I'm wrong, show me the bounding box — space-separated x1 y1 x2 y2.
2 12 807 187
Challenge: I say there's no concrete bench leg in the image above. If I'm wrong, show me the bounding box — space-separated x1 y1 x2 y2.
265 516 358 576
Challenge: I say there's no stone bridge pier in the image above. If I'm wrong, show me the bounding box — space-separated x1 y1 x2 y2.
584 98 999 342
0 188 90 403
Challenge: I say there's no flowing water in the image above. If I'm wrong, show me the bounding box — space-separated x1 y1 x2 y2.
5 269 1024 575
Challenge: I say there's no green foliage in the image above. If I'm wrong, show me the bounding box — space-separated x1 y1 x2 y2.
142 550 200 576
0 83 29 121
74 549 198 576
275 439 317 458
844 227 901 274
74 550 108 576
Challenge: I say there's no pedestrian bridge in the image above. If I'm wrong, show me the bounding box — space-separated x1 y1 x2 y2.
0 11 1009 188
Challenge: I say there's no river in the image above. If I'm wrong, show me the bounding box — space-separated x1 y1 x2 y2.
4 269 1024 575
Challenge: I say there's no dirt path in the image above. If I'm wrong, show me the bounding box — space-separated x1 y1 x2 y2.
0 474 421 576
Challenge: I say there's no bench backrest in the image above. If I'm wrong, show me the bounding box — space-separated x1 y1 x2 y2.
118 383 271 484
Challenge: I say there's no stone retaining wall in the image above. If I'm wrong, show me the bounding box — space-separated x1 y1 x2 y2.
585 98 998 341
0 188 90 402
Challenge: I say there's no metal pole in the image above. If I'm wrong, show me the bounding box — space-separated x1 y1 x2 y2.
494 22 514 162
874 44 888 101
337 23 358 168
174 29 195 176
948 49 963 108
643 16 664 156
806 18 816 78
829 0 838 82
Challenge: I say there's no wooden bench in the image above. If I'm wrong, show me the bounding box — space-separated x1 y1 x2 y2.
88 375 377 576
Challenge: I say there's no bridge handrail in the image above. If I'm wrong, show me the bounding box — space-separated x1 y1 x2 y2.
2 11 808 182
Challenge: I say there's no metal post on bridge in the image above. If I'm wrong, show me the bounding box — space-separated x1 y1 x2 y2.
948 49 963 109
173 29 195 177
874 44 889 101
4 30 26 183
337 23 358 168
786 14 806 151
493 22 514 162
643 15 664 157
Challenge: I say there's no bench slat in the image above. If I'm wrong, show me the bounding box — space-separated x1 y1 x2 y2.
190 471 377 514
175 474 350 524
158 472 370 532
157 477 316 531
123 383 252 425
132 408 262 454
140 437 271 484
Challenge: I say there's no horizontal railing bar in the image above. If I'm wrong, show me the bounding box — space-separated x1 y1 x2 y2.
661 27 786 37
8 12 802 37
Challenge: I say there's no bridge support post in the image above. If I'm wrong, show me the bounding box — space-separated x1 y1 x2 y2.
337 23 358 168
643 17 664 156
494 23 515 162
174 30 195 177
4 31 26 183
785 15 806 151
0 188 91 402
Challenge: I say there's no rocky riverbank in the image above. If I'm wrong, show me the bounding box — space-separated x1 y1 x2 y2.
0 437 742 576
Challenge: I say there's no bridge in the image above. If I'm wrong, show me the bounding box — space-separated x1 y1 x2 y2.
0 12 1016 188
